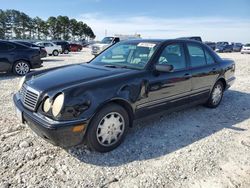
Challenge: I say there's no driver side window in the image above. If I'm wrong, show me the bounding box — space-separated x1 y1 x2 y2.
157 44 186 70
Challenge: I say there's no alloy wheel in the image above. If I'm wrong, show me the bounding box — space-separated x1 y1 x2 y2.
96 112 125 147
15 61 30 75
212 84 223 105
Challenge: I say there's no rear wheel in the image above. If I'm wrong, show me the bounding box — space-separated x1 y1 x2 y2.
13 60 30 76
205 81 224 108
86 103 129 152
52 50 59 56
64 49 69 54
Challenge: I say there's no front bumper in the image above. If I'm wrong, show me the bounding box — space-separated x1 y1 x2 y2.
241 50 250 54
226 76 236 90
31 59 43 69
91 49 101 55
13 94 88 148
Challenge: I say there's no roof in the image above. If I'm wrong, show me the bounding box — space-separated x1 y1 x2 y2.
120 38 203 44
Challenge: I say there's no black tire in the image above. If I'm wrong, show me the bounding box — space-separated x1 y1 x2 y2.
52 50 59 56
64 49 69 54
77 48 81 52
205 81 224 108
86 103 129 152
13 60 30 76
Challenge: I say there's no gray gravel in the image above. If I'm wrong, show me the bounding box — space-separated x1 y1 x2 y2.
0 49 250 188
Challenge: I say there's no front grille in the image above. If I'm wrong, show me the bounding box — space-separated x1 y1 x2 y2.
20 84 40 111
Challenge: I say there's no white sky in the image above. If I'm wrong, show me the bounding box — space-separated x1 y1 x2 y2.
78 13 250 43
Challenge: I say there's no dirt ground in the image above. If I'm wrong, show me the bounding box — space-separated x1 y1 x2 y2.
0 49 250 188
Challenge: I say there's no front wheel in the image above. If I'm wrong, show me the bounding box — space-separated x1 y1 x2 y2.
52 50 59 56
64 49 69 54
205 81 224 108
13 60 30 76
86 103 129 152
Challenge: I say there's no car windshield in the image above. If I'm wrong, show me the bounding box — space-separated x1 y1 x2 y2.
101 37 114 44
245 44 250 47
90 41 159 70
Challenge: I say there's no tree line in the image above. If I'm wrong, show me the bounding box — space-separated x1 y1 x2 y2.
0 9 95 41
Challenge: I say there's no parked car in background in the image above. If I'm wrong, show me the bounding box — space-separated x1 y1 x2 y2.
91 35 141 56
91 36 121 56
69 43 82 52
52 41 70 54
216 42 229 47
178 36 202 42
241 44 250 54
204 42 216 50
232 43 243 52
13 39 235 152
0 40 42 75
35 42 62 56
83 41 96 48
215 44 233 53
12 40 47 58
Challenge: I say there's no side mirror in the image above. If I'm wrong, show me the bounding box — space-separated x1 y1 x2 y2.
155 64 174 72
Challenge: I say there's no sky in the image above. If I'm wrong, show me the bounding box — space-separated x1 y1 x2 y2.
1 0 250 42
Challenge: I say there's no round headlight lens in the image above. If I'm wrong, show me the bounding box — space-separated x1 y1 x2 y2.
52 93 64 117
18 76 26 90
43 97 52 113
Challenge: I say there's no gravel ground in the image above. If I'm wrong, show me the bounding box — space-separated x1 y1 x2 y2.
0 49 250 188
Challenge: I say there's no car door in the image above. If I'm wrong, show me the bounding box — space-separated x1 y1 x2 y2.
137 42 192 110
186 43 221 101
44 42 53 54
0 42 14 72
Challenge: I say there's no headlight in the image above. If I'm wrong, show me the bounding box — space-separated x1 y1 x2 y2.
52 93 64 117
43 97 52 113
18 76 26 90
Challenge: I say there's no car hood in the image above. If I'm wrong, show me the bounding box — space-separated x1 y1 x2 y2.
26 64 131 92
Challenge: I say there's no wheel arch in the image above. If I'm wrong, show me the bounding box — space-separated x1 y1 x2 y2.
90 98 135 128
216 77 227 90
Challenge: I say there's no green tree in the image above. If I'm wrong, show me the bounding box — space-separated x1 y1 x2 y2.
0 9 96 41
69 18 78 40
47 16 60 39
0 9 7 39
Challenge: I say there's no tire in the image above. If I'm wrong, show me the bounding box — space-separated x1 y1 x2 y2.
77 48 81 52
52 50 59 56
13 60 30 76
86 103 129 152
205 81 224 108
64 49 69 54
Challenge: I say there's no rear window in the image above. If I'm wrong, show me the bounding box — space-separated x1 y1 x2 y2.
0 42 16 51
187 44 206 67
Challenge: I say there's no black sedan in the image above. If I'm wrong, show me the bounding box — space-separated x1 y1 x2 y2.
12 40 47 58
0 40 43 76
13 39 235 152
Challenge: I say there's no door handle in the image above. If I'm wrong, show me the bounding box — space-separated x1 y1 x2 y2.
183 73 192 79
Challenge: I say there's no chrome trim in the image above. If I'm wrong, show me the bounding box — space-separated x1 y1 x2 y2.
20 84 40 111
137 89 209 109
